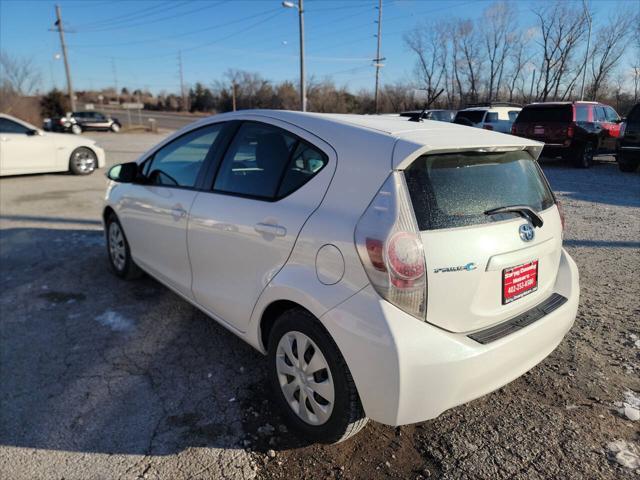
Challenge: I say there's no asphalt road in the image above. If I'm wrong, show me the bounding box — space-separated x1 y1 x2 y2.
0 131 638 479
99 106 206 131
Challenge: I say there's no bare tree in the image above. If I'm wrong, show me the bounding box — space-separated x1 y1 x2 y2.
504 33 531 102
0 51 41 96
533 1 588 101
481 1 516 101
404 22 447 107
456 19 483 104
587 11 634 100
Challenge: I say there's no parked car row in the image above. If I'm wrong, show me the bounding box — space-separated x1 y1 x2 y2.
43 110 121 135
399 100 637 172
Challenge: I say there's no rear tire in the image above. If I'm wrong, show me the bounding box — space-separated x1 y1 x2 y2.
106 213 143 280
617 153 638 173
69 147 97 175
573 141 594 168
110 122 121 133
267 308 368 444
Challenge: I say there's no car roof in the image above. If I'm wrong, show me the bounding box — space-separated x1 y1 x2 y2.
192 110 543 170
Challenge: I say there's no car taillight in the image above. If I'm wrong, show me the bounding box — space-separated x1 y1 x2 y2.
567 124 574 138
483 124 494 130
620 122 626 137
59 118 66 125
355 172 427 320
511 124 517 135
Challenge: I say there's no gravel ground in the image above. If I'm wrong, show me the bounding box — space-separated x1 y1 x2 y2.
0 132 638 479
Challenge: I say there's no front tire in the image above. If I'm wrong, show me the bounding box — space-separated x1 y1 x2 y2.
69 147 97 175
268 308 368 444
106 213 143 280
70 124 82 135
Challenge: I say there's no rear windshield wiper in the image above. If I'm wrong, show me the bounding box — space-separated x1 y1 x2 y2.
484 205 544 228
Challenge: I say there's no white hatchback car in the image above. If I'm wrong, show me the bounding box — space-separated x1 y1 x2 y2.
103 111 579 443
0 113 106 176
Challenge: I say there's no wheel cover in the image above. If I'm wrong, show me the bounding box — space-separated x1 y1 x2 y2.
73 149 96 173
108 222 127 271
276 331 335 426
111 123 120 132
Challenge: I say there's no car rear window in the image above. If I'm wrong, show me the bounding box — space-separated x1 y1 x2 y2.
403 150 555 231
516 105 572 123
455 110 485 123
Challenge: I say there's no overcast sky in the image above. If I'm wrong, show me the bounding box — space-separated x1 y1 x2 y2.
1 0 638 94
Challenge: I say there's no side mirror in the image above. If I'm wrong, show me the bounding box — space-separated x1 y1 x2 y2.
107 162 140 183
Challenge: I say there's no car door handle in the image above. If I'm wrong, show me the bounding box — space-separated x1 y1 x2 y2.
171 206 187 219
254 223 286 237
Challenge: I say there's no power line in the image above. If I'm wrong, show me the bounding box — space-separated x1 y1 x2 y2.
77 1 228 33
78 1 177 29
69 7 282 49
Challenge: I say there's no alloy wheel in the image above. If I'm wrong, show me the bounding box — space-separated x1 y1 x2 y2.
72 149 96 174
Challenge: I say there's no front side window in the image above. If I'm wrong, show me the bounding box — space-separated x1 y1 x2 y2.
0 118 30 134
605 106 619 122
595 106 607 122
404 150 555 231
213 122 327 200
144 124 222 188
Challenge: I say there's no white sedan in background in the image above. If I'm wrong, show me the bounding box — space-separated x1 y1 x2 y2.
0 113 105 176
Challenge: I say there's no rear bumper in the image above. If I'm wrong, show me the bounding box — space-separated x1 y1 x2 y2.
321 248 579 426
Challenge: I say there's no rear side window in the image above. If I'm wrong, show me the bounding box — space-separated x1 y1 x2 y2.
595 106 607 122
508 110 520 121
456 111 486 124
485 112 499 123
404 150 555 231
214 122 327 200
576 105 589 121
516 106 572 123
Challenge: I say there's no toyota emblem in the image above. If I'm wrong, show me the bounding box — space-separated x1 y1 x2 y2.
519 223 535 242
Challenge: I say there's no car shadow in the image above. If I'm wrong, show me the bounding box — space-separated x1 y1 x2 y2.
0 227 277 456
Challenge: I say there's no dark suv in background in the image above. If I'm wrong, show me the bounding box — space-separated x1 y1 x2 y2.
617 103 640 173
511 101 622 168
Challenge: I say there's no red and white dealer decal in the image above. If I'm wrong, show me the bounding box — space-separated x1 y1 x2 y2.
502 260 539 304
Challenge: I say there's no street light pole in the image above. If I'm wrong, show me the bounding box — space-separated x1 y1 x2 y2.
283 1 306 112
579 0 592 101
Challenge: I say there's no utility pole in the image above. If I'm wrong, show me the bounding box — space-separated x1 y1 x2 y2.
298 0 306 112
373 0 384 113
231 80 237 111
178 50 187 111
579 0 592 101
54 5 76 111
282 1 306 111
